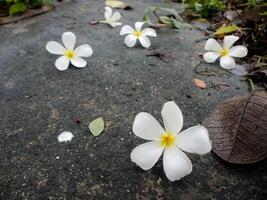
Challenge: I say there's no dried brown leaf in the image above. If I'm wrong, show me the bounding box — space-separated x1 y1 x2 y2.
203 90 267 164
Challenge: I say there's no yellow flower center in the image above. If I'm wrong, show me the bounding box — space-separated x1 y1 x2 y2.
220 48 229 57
160 131 176 148
133 31 142 38
65 50 75 59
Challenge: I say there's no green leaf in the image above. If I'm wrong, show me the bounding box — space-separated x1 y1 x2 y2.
89 117 104 137
259 11 267 16
170 18 192 30
159 16 191 30
43 0 53 6
214 25 240 36
159 16 173 25
31 0 42 8
9 2 28 16
143 6 190 30
156 7 178 17
143 6 178 19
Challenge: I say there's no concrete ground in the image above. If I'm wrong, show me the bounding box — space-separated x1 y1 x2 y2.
0 0 266 199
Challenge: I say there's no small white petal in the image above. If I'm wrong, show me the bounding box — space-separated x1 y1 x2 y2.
58 131 73 143
141 28 157 37
110 22 122 27
124 34 137 47
203 52 220 63
71 56 87 68
161 101 183 134
74 44 93 57
205 38 222 52
133 112 165 141
220 56 235 69
110 12 121 22
55 56 69 71
135 21 146 32
176 125 212 154
130 141 164 170
163 146 192 181
223 35 239 49
105 7 113 20
120 25 135 35
46 41 66 55
62 32 76 50
138 36 151 48
229 45 248 58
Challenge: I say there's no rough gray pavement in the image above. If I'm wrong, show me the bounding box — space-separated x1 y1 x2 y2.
0 0 266 199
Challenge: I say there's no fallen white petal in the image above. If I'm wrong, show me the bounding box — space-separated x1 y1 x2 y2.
74 44 93 57
55 56 70 71
58 131 74 143
130 141 164 170
105 7 113 20
203 52 220 63
176 125 212 154
120 25 135 35
133 112 165 141
138 36 151 48
110 22 122 27
161 101 183 134
135 21 145 32
223 35 239 49
205 38 222 52
229 45 248 58
163 146 192 181
62 32 76 50
110 12 121 22
71 56 87 68
124 34 137 47
46 41 66 55
220 56 235 69
141 28 157 37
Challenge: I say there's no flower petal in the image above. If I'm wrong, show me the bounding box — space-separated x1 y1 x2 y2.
161 101 183 134
74 44 93 57
130 141 164 170
70 56 87 68
62 32 76 50
223 35 239 49
105 7 112 20
46 41 66 55
229 45 248 58
220 56 235 69
203 52 220 63
55 56 69 71
110 22 122 27
163 146 192 181
110 12 121 22
135 21 146 32
176 125 212 154
133 112 165 140
141 28 157 37
205 38 222 52
124 34 137 47
138 36 151 48
120 25 135 35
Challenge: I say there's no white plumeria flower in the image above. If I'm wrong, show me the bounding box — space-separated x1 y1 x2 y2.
120 21 157 48
100 7 122 28
203 35 248 69
46 32 93 71
130 101 212 181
